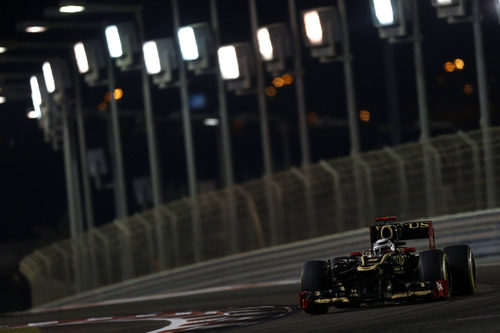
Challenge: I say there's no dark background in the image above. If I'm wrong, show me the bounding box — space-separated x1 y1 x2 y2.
1 0 500 311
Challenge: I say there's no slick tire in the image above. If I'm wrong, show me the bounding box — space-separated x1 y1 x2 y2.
419 249 450 298
301 260 329 314
444 245 477 294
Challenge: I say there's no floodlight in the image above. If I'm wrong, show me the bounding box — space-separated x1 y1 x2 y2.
303 11 323 45
30 74 49 110
203 118 219 126
0 96 6 104
58 0 86 13
42 59 72 101
256 23 292 73
143 41 161 75
73 42 89 73
0 46 6 54
217 42 253 91
257 28 273 61
369 0 409 39
372 0 395 25
301 7 341 60
177 23 214 74
105 22 140 71
30 76 44 119
178 27 199 60
218 46 239 80
433 0 455 5
430 0 466 18
59 5 85 13
105 25 123 58
30 76 43 107
142 38 179 88
42 62 56 93
27 108 41 119
74 39 107 85
25 25 48 33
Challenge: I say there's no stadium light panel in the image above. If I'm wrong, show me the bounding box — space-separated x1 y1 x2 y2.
105 25 123 58
178 26 199 61
59 5 85 13
372 0 395 25
143 41 162 75
25 25 48 33
0 96 6 104
42 62 56 93
28 107 41 119
431 0 466 19
303 10 323 45
434 0 454 5
217 46 239 80
257 27 273 61
203 118 219 126
0 46 6 54
30 76 43 107
73 42 90 74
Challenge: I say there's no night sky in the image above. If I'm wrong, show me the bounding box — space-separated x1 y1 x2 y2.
1 0 500 305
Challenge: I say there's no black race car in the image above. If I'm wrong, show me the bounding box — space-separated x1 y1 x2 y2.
299 216 477 314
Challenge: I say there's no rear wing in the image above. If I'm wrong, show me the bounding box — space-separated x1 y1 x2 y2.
369 219 435 250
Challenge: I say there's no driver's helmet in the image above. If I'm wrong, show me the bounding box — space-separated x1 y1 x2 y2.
373 238 395 256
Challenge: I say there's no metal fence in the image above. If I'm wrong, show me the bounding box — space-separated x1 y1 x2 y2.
20 127 500 306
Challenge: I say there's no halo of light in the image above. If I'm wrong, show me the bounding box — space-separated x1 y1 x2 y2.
444 61 456 73
272 77 285 88
265 86 277 97
454 58 465 70
113 88 123 100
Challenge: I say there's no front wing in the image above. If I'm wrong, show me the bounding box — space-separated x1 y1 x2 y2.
299 280 449 310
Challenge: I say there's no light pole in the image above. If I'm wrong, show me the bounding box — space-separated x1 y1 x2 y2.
254 1 317 236
71 58 95 229
288 0 311 166
41 58 85 291
301 4 366 225
101 30 129 218
210 0 239 254
249 0 281 245
337 0 361 156
472 0 496 209
172 0 202 262
370 0 435 216
431 0 496 209
249 0 274 177
412 0 435 218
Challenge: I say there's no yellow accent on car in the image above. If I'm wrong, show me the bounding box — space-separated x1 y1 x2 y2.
332 297 349 303
391 290 432 299
313 297 350 304
313 298 331 304
357 253 390 271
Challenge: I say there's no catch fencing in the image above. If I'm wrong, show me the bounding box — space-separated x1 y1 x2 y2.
20 127 500 306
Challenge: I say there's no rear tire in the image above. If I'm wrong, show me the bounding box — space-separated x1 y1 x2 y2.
444 245 477 294
419 250 450 298
300 260 329 314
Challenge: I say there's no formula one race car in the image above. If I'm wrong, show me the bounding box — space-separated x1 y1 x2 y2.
299 216 477 314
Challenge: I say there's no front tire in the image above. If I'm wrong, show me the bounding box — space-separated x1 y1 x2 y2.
444 245 477 294
300 260 329 314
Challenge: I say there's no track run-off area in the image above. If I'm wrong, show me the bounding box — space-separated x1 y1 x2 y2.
3 210 500 332
0 261 499 333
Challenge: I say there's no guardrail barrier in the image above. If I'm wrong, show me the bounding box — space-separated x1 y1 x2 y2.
20 127 500 306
